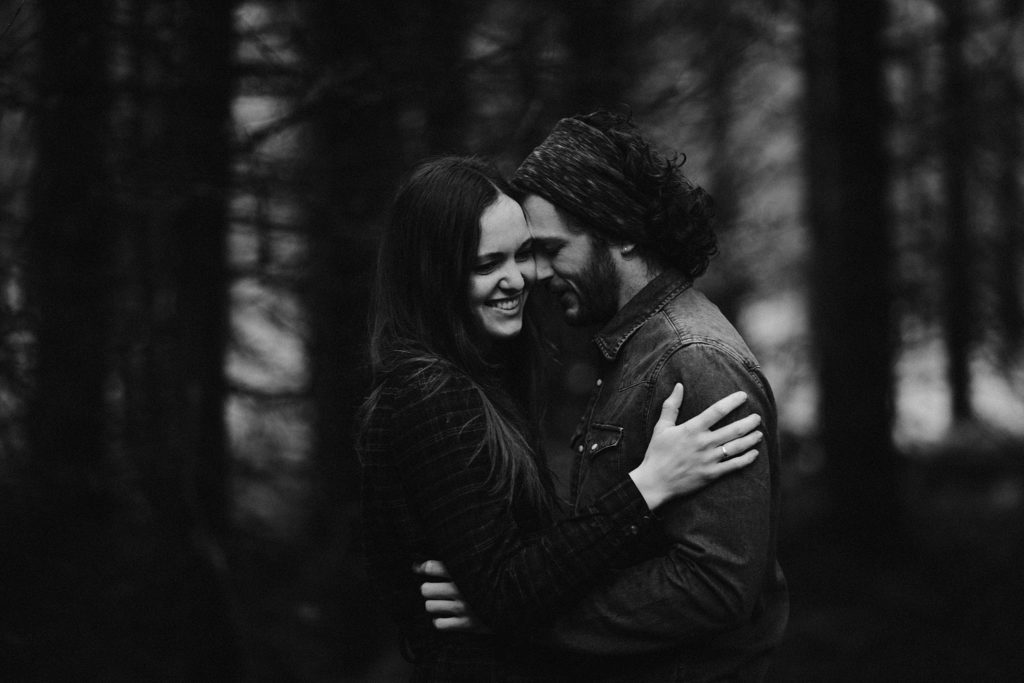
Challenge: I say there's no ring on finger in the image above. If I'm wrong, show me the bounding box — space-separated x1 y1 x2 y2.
720 444 730 459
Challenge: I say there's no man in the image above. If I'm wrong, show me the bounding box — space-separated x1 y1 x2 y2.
423 111 788 681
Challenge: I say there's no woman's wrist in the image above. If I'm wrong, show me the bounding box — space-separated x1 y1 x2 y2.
628 465 666 511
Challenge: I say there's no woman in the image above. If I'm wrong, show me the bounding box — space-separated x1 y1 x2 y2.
358 156 761 681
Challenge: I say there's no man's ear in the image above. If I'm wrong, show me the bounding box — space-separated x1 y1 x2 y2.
608 241 640 274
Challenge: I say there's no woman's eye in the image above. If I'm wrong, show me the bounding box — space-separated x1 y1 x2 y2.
473 262 498 275
515 249 531 262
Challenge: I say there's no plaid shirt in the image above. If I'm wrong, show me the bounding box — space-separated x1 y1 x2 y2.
359 359 656 681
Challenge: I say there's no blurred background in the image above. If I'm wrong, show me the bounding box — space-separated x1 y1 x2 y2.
1 0 1023 680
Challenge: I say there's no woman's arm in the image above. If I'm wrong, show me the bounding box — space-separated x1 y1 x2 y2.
398 377 761 634
384 373 656 633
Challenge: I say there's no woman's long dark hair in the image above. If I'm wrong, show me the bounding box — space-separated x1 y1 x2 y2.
361 156 551 510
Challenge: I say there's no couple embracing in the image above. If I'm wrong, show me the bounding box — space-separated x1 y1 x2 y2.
358 111 788 682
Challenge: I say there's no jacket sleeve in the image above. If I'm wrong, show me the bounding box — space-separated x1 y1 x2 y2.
540 344 777 654
386 371 658 633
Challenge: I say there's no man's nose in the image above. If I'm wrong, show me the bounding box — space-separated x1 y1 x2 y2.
533 252 554 282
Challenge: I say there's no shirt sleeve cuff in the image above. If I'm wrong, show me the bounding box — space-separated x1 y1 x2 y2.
587 477 657 538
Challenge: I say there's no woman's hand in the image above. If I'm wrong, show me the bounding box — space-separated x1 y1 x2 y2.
629 384 762 510
414 560 490 633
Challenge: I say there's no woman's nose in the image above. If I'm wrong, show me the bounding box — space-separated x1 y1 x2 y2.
501 261 525 290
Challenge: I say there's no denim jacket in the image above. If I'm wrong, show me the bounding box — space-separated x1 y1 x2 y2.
544 270 789 682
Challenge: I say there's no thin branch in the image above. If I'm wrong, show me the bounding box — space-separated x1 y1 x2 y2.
234 65 385 155
227 380 307 404
0 3 23 42
235 12 301 72
0 86 34 110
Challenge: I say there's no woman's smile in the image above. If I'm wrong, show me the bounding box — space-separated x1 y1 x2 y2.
485 292 524 313
469 193 536 339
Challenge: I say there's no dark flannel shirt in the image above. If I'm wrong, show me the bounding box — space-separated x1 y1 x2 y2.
542 270 789 682
359 358 658 682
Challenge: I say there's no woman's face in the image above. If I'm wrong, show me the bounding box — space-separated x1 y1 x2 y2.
468 193 536 340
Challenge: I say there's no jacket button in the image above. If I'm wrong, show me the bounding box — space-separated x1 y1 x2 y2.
577 444 584 453
628 524 640 536
596 378 603 387
590 443 598 451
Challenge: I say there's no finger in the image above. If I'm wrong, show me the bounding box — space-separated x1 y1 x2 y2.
710 414 762 444
684 391 747 431
433 616 475 631
714 449 758 473
424 599 466 616
421 581 460 599
413 560 451 579
653 383 685 433
720 431 763 459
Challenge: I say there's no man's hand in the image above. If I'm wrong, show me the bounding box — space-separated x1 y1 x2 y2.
413 560 491 633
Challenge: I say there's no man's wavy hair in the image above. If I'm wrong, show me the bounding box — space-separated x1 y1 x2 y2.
513 110 718 281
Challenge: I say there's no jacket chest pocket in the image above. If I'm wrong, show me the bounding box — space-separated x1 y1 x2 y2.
570 422 629 509
583 423 623 457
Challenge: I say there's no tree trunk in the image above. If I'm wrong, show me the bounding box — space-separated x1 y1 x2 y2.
108 1 240 677
419 0 473 156
19 2 121 677
701 3 751 323
996 0 1024 362
802 0 900 543
297 0 407 667
155 1 239 675
941 0 974 422
28 1 111 474
300 0 397 527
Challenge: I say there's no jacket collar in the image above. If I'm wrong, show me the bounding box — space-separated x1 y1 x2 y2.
593 269 692 361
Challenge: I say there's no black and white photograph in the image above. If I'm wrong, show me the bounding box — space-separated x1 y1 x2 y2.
1 1 1023 680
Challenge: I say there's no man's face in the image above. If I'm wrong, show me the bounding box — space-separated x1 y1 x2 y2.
522 194 619 326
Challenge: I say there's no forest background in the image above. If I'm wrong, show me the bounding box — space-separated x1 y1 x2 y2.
2 0 1023 680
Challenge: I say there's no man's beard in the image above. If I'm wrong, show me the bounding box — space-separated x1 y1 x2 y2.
567 245 619 326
